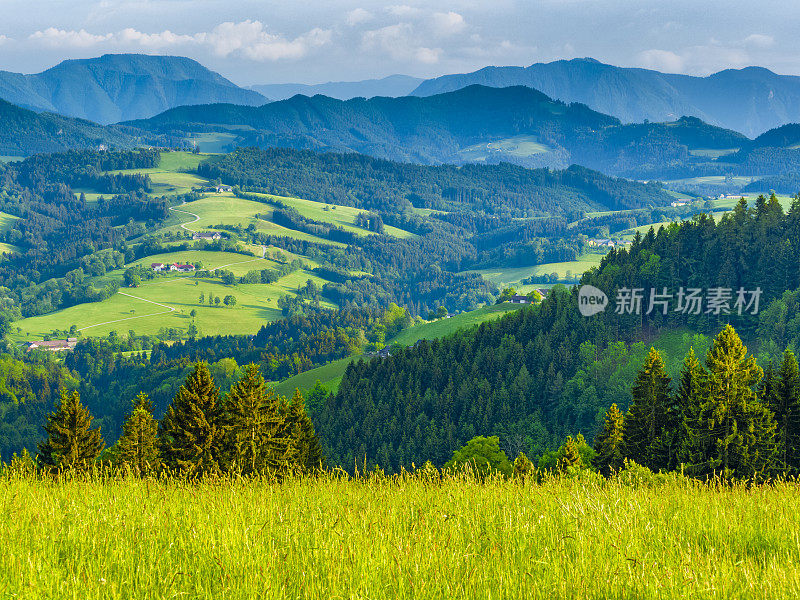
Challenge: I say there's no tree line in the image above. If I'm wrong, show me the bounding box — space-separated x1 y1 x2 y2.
33 362 322 477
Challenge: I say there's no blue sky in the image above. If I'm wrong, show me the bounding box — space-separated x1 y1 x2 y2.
0 0 796 85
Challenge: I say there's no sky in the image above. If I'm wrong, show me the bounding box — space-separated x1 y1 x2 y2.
0 0 797 86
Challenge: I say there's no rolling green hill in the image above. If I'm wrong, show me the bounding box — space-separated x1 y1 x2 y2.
274 303 522 395
0 99 142 156
129 84 756 177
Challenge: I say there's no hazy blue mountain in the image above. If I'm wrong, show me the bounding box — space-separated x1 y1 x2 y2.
411 58 800 137
0 98 144 156
251 75 422 100
127 84 749 177
0 54 267 125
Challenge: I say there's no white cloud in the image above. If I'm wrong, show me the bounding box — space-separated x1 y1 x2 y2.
387 5 421 17
29 27 113 48
637 49 685 73
25 21 331 62
347 8 373 26
362 22 441 64
117 28 197 48
744 33 774 48
431 12 467 36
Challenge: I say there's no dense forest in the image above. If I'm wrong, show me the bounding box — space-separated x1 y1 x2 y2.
317 194 800 471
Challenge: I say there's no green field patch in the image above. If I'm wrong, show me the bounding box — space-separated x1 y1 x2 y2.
471 254 603 288
12 251 335 340
0 156 23 163
0 212 19 233
250 192 416 239
166 195 347 247
106 152 210 195
275 304 523 396
688 148 738 158
458 135 551 162
187 133 241 153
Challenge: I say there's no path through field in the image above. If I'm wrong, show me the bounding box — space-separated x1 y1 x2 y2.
77 292 176 332
169 202 200 232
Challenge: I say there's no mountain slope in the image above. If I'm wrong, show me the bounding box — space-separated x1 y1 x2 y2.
0 98 142 156
411 58 800 137
251 75 422 100
0 54 267 124
128 84 749 176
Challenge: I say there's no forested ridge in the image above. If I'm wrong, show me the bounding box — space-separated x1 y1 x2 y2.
319 194 800 472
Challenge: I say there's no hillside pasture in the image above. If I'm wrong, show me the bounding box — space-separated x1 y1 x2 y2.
275 304 523 395
248 192 417 239
458 134 551 162
11 251 335 340
166 194 348 247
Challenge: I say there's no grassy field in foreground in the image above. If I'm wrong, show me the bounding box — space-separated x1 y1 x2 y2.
1 475 798 599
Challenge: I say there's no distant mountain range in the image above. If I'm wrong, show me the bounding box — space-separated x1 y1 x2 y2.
251 75 422 101
0 54 267 125
411 58 800 137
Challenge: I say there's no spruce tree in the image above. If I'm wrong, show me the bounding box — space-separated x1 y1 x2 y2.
285 389 324 472
684 325 777 480
556 436 582 473
224 363 294 475
676 348 706 468
38 390 104 473
593 403 625 475
117 393 160 475
622 348 674 470
159 363 225 477
772 350 800 473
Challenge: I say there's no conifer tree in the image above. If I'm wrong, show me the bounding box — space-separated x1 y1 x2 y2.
285 389 324 472
117 393 160 475
556 435 582 473
772 350 800 473
159 363 225 477
512 451 534 479
38 390 104 473
224 363 294 475
593 403 625 475
676 348 706 467
684 325 777 480
622 348 674 470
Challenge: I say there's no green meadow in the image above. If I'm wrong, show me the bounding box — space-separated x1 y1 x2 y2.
11 251 336 340
470 254 604 290
275 304 522 395
1 473 798 599
458 134 551 162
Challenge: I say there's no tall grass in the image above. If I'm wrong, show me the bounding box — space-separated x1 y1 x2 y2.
1 471 799 599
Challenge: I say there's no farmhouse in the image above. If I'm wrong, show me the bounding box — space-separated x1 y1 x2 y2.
26 338 78 352
510 294 531 304
193 231 222 241
216 185 233 193
671 200 689 207
151 263 195 272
